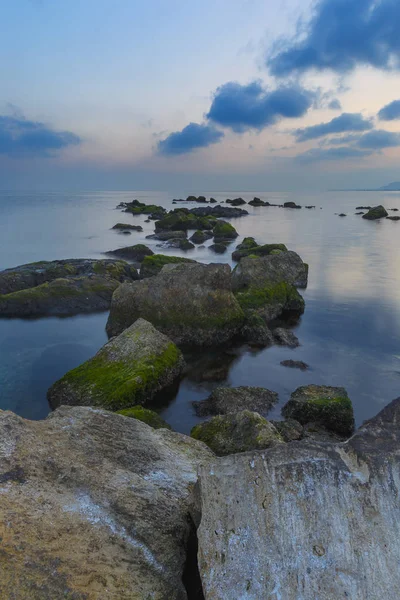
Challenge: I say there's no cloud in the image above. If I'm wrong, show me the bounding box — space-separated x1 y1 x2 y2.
378 100 400 121
157 122 224 155
206 81 314 133
295 113 373 142
357 130 400 149
296 146 373 163
328 99 342 110
0 115 81 157
268 0 400 77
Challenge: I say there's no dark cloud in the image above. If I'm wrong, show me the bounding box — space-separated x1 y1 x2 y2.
378 100 400 121
295 113 373 142
0 115 81 157
206 81 314 133
357 129 400 149
328 99 342 110
157 122 224 155
268 0 400 76
296 146 373 163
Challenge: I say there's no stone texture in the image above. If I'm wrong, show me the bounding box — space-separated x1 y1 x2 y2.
0 405 213 599
195 397 400 599
193 386 278 417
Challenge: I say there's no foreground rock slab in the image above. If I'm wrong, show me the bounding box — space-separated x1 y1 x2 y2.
48 318 185 411
195 398 400 599
0 406 213 599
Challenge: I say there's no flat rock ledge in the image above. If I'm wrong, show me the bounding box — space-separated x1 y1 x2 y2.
194 397 400 599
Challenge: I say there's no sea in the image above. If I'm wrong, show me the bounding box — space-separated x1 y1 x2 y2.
1 189 400 433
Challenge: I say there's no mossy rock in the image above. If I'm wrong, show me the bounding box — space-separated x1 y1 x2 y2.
213 220 238 241
282 385 355 437
209 243 228 254
48 318 185 411
190 230 213 244
123 200 167 217
236 237 257 250
140 254 196 278
362 205 388 220
190 410 283 456
232 243 288 262
117 406 171 429
112 223 143 231
106 244 154 262
155 211 215 232
235 281 305 318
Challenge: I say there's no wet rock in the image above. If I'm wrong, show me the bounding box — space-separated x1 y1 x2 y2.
189 230 213 244
338 213 347 217
106 244 154 262
193 386 278 418
121 199 167 217
147 230 187 241
191 410 283 456
209 197 217 203
195 398 400 599
212 220 238 241
273 328 300 347
112 223 143 231
355 211 364 215
387 216 400 221
248 197 269 207
48 318 185 411
155 210 215 232
305 205 316 209
140 254 196 278
116 405 171 429
302 421 348 443
106 262 245 346
0 405 212 599
189 205 248 218
389 208 399 211
282 384 355 436
240 312 274 347
362 205 388 220
356 205 371 209
232 242 288 262
197 195 207 203
209 243 228 254
280 359 309 370
164 239 195 251
226 198 246 206
284 201 302 209
271 418 303 441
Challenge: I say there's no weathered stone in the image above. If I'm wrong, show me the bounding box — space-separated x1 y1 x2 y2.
271 418 304 441
106 262 245 346
48 318 185 411
273 327 300 347
282 384 355 436
280 359 309 370
154 210 215 232
140 254 196 279
106 244 154 262
195 398 400 599
362 205 388 220
191 410 283 456
0 406 212 599
240 312 274 347
193 386 278 417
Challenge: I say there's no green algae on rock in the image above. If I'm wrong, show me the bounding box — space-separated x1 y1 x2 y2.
140 254 196 279
191 410 284 456
47 318 185 411
362 205 388 220
212 220 238 241
282 384 355 437
106 244 154 262
117 405 171 429
232 242 288 262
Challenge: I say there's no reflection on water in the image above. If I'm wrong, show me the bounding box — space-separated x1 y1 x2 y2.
0 190 400 431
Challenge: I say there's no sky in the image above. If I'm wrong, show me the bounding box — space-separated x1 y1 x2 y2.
1 0 400 191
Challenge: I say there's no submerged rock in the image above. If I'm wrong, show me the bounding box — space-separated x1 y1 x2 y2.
106 244 154 262
191 410 283 456
273 327 300 348
106 262 245 346
387 216 400 221
195 398 400 599
280 359 309 370
48 318 185 411
362 205 388 220
282 384 355 436
193 386 278 417
0 259 138 317
0 405 212 599
164 238 195 251
140 254 196 278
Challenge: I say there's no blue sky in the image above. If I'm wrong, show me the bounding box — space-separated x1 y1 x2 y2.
1 0 400 190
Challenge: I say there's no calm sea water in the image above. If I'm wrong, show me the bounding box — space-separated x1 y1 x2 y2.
1 189 400 431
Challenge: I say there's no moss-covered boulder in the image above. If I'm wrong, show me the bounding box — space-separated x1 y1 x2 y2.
155 210 215 232
282 385 355 437
112 223 143 231
48 318 185 411
106 244 154 262
190 230 213 244
106 262 245 346
140 254 196 278
122 199 167 217
190 205 248 218
271 419 303 442
117 405 171 429
232 242 288 262
191 410 284 456
240 311 274 346
213 220 238 241
362 205 388 220
193 386 278 417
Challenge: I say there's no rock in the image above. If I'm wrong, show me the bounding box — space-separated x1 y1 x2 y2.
232 242 288 262
226 198 246 206
387 216 400 221
186 195 197 202
121 199 167 217
232 251 308 290
116 405 171 429
356 205 371 209
106 262 245 346
197 195 207 203
362 205 388 220
271 418 303 441
212 220 238 241
193 386 278 417
164 238 195 251
235 236 257 250
273 328 300 347
119 230 131 235
248 198 269 207
148 230 187 241
209 197 217 203
189 206 248 218
305 205 316 209
302 421 348 443
280 359 309 370
284 201 301 209
189 230 213 244
390 208 399 211
106 244 154 262
48 318 185 411
209 243 228 254
355 211 364 215
240 312 274 347
112 223 143 231
338 213 347 217
191 410 283 456
0 405 212 599
282 384 355 436
195 398 400 599
140 254 196 278
0 259 138 317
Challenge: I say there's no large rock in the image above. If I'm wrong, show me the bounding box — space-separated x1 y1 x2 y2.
48 318 185 411
282 384 355 436
0 259 138 317
195 398 400 599
106 244 154 262
106 263 245 346
140 254 196 278
212 220 238 241
191 410 283 456
362 205 388 220
193 386 278 417
0 406 212 599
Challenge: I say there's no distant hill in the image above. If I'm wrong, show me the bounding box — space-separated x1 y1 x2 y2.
378 182 400 191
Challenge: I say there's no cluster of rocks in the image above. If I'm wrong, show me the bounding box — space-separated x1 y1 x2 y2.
173 195 217 204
